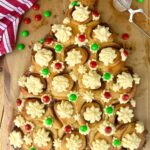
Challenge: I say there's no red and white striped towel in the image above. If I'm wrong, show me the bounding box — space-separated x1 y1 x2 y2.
0 0 37 56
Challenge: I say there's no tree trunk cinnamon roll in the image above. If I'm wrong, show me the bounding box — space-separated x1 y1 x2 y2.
18 72 47 97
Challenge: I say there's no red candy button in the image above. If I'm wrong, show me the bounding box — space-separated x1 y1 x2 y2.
32 3 40 10
64 125 72 133
45 37 52 44
105 126 112 134
42 95 50 103
122 94 129 101
78 35 85 42
55 62 62 70
90 61 97 68
104 92 111 99
122 33 129 40
23 18 31 24
17 99 22 106
123 50 128 57
25 124 32 131
92 10 99 17
35 14 42 21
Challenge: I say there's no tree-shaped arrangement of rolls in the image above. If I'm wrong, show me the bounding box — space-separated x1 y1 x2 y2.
9 0 147 150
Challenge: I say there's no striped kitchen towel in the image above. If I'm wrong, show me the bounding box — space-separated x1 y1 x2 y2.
0 0 37 56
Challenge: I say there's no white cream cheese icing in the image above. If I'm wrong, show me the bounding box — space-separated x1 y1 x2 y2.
78 24 87 33
133 74 141 84
99 47 117 66
117 72 134 89
9 131 23 148
18 76 27 87
66 134 82 150
135 121 144 133
75 34 88 47
74 114 80 121
14 115 25 127
92 15 100 21
63 17 70 24
35 48 53 67
51 61 64 73
82 91 94 102
53 138 62 149
65 49 82 67
72 4 90 22
33 128 51 147
93 25 111 43
122 133 141 150
116 107 134 123
52 24 72 43
83 106 102 123
98 121 116 136
57 101 74 118
82 71 101 89
69 71 78 81
26 75 44 95
78 65 87 74
91 139 110 150
23 135 32 145
33 42 42 51
52 75 69 92
26 101 45 118
120 48 128 61
130 99 136 107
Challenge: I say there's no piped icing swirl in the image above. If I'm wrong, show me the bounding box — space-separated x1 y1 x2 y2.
26 101 45 118
116 72 134 89
82 71 101 89
65 49 82 67
23 135 32 145
9 131 23 148
57 101 74 118
52 75 69 92
14 115 25 127
35 48 53 67
72 4 90 22
52 24 72 43
82 91 94 102
122 133 141 150
33 42 42 51
83 106 102 123
135 121 144 133
93 25 111 43
66 134 82 150
33 128 51 147
99 47 117 66
19 75 44 95
116 107 134 123
91 139 110 150
53 138 62 149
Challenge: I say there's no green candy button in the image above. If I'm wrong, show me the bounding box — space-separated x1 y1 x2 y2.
17 43 25 51
137 0 144 3
103 72 111 80
71 0 78 6
105 106 114 115
113 139 121 147
21 30 29 37
45 118 53 126
80 125 88 132
30 147 36 150
69 93 77 102
42 68 49 76
40 38 45 43
44 10 51 17
55 44 62 53
91 43 99 52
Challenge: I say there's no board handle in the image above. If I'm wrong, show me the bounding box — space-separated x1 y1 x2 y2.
69 0 97 8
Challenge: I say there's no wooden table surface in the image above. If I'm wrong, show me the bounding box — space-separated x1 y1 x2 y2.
0 0 150 149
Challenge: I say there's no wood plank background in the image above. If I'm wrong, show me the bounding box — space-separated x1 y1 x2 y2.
0 0 150 149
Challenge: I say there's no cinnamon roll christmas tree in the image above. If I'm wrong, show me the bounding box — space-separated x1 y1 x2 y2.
9 0 147 150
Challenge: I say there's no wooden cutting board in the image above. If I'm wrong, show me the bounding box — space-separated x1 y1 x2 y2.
0 0 150 149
